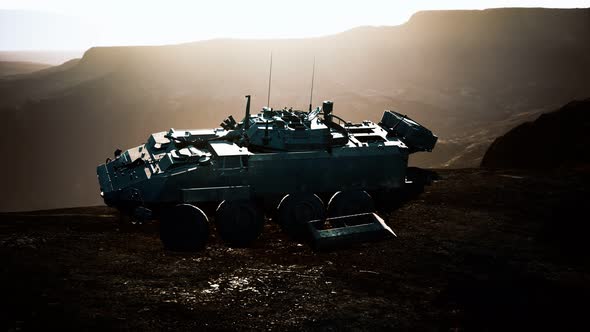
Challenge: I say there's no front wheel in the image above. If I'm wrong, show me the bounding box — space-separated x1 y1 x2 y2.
160 204 210 251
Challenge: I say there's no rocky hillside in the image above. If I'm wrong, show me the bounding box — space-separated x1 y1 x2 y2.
481 98 590 169
0 8 589 211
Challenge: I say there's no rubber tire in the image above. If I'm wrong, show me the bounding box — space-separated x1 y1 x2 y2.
215 200 265 247
277 193 325 241
160 204 209 251
327 191 375 227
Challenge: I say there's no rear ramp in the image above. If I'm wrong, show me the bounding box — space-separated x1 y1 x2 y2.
306 213 396 251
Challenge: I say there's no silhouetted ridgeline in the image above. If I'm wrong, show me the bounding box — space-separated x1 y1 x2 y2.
481 99 590 169
0 8 588 211
0 50 83 66
0 61 51 77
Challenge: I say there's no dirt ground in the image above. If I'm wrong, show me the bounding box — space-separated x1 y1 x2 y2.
1 169 589 331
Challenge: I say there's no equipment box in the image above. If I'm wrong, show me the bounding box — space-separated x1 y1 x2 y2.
379 111 438 152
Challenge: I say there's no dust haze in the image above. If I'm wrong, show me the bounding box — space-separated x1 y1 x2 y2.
0 8 589 211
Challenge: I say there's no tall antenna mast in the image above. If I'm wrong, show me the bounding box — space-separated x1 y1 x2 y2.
267 52 273 107
309 56 315 112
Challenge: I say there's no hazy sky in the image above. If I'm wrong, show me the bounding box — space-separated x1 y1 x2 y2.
1 0 589 50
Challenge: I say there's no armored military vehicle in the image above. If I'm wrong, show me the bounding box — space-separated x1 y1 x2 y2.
97 96 437 250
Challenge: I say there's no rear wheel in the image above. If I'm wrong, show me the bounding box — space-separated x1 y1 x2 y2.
160 204 209 251
327 191 375 227
277 193 325 241
215 200 265 247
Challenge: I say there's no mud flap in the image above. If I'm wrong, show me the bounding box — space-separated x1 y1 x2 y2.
306 213 396 251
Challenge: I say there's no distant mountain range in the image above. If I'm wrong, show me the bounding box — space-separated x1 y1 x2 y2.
0 7 588 211
0 61 51 76
0 50 84 66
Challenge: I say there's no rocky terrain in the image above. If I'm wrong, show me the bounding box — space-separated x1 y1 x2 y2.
2 169 589 330
482 98 590 169
0 7 589 211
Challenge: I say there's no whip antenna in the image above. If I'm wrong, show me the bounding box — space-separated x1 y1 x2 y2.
267 52 273 107
309 56 315 112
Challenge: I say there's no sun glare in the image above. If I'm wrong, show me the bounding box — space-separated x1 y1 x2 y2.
1 0 589 49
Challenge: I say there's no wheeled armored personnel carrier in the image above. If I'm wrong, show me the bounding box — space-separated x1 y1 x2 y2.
97 96 437 250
